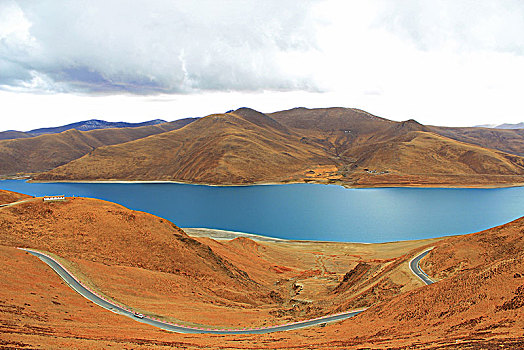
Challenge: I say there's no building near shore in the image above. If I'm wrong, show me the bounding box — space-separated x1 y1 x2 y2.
43 195 66 202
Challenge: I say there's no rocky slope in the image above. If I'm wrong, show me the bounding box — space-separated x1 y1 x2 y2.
313 216 524 348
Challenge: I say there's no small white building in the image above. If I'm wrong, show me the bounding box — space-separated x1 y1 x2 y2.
43 195 66 202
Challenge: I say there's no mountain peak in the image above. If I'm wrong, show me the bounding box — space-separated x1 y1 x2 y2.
231 107 289 133
398 119 427 132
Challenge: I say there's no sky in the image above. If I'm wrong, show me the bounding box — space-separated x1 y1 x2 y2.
1 0 523 131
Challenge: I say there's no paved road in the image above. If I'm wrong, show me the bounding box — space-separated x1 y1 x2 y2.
20 248 365 334
409 248 434 285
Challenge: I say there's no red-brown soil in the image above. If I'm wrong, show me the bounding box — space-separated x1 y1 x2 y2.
304 217 524 349
33 107 524 187
0 189 31 205
0 195 432 328
1 190 523 348
0 197 274 309
2 237 524 350
0 190 445 348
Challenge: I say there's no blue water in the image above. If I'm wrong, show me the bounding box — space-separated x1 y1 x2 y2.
1 180 523 243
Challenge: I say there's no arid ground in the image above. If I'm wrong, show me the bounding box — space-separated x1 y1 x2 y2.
1 189 523 349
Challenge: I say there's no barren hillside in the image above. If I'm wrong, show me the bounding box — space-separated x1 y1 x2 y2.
1 190 522 348
0 189 31 205
0 118 196 175
35 108 336 183
33 107 524 187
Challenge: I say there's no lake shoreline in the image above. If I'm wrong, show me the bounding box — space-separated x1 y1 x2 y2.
24 178 524 189
1 179 523 243
183 227 447 245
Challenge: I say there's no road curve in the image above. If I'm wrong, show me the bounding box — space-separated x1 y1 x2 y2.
19 248 365 334
409 248 434 285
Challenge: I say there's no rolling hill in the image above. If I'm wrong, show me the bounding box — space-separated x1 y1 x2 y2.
0 118 196 175
34 108 336 183
27 118 167 136
0 195 276 309
33 107 524 187
0 190 437 347
429 125 524 157
0 189 31 205
0 130 32 141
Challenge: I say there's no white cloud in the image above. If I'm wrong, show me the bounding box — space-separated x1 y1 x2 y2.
0 0 523 128
1 0 318 94
376 0 524 54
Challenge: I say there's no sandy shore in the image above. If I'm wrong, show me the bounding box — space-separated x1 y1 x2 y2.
184 227 445 247
183 228 288 242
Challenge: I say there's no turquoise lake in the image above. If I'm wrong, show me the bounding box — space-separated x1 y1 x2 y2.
1 180 523 243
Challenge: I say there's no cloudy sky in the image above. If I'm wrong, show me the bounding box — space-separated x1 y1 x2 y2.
1 0 523 131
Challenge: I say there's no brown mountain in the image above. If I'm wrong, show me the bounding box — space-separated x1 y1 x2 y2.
0 118 196 176
33 107 524 187
429 125 524 157
35 108 335 183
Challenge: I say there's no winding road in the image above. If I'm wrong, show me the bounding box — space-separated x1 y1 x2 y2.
409 248 434 285
20 248 364 334
19 247 434 334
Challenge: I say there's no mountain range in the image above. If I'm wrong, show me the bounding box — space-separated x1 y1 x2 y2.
0 118 197 175
1 107 524 187
474 122 524 129
0 118 168 140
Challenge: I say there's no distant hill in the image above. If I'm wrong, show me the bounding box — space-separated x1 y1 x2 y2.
0 118 197 175
0 131 32 141
33 107 524 187
496 122 524 129
0 118 168 140
474 122 524 129
28 119 167 135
